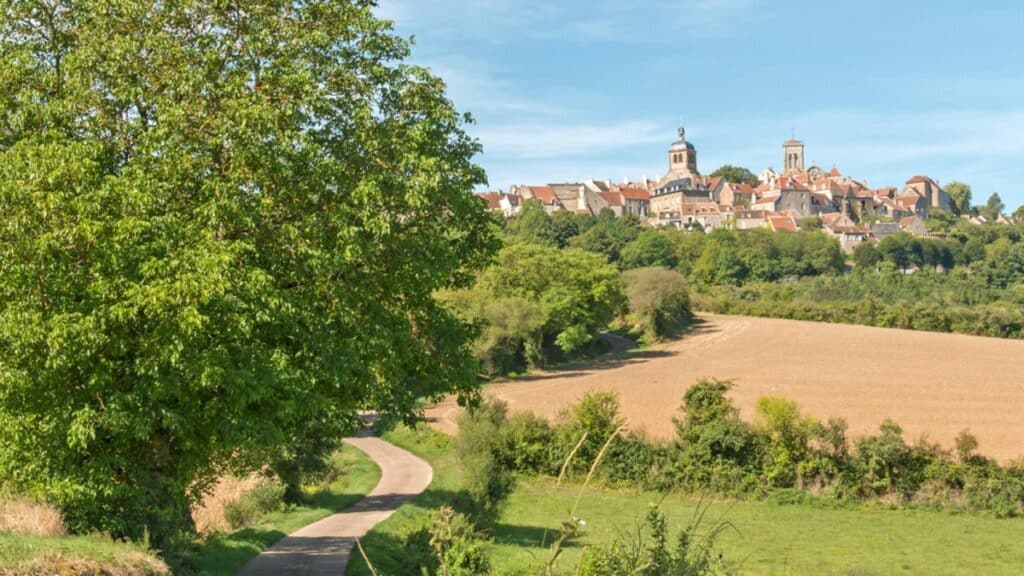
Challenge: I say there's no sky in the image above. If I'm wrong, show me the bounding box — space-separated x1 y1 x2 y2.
376 1 1024 208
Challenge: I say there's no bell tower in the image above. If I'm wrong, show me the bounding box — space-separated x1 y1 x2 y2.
783 138 804 173
668 125 698 177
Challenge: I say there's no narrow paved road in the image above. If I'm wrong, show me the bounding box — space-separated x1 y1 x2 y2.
238 432 433 576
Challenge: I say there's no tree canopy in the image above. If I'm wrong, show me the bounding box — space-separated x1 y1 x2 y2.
0 0 494 554
945 181 972 216
710 165 759 186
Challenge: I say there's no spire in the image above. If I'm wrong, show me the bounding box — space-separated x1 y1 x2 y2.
677 124 686 141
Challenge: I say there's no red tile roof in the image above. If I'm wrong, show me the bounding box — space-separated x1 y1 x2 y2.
829 166 842 177
899 215 921 228
598 191 624 207
476 192 502 210
619 187 650 201
769 216 798 232
527 186 558 205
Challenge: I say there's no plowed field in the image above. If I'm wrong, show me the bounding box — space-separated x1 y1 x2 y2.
427 315 1024 461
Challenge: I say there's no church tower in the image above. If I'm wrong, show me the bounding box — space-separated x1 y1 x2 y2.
668 125 698 177
783 138 804 173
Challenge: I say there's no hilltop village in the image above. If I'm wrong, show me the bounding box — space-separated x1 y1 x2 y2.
478 126 1016 252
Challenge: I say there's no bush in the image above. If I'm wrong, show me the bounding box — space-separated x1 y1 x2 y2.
455 400 515 524
499 412 555 474
623 267 693 341
555 391 626 478
223 479 286 529
427 506 492 576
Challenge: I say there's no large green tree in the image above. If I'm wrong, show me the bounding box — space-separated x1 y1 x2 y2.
982 192 1006 221
0 0 494 553
945 181 972 216
710 164 759 186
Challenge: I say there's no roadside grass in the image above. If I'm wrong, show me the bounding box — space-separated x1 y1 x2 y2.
0 533 167 575
345 424 472 576
189 443 380 576
359 424 1024 576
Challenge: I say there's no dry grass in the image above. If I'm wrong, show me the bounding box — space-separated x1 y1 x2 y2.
428 314 1024 461
191 475 264 535
0 553 169 576
0 499 65 537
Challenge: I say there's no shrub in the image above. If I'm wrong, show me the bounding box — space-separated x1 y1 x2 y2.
623 267 693 341
754 397 817 488
455 399 515 524
427 506 491 576
669 379 759 493
223 479 286 529
555 391 626 478
498 411 555 474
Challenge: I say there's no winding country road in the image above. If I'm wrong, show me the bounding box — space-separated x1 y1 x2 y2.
238 432 433 576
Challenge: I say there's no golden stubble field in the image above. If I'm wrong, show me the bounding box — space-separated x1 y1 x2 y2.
427 315 1024 461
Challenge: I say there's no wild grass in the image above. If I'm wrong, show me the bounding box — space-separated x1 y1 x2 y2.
0 533 167 575
0 498 65 537
192 475 266 534
189 443 380 576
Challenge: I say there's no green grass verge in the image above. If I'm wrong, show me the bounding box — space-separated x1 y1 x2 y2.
0 532 165 574
357 425 1024 576
346 425 468 576
189 443 381 576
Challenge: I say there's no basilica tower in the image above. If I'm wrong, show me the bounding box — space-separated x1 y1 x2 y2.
783 138 804 173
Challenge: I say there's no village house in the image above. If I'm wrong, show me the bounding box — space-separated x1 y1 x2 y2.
821 213 867 252
899 215 929 237
476 191 522 218
902 175 952 216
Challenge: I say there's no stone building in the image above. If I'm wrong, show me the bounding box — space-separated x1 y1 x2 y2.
649 125 714 223
783 139 805 173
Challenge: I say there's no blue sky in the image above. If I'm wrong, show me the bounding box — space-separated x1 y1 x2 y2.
376 1 1024 208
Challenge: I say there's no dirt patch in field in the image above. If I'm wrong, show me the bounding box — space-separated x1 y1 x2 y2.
426 315 1024 462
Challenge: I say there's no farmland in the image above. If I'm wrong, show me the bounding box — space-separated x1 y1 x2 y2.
428 314 1024 461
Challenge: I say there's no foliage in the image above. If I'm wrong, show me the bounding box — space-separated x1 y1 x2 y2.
555 391 627 478
222 480 286 530
506 200 557 246
443 242 626 371
622 267 693 342
575 504 736 576
363 415 1024 576
427 506 492 576
982 192 1006 221
852 242 879 270
709 165 759 187
620 229 680 270
455 400 516 525
945 181 972 216
667 380 759 493
0 0 495 557
569 209 642 262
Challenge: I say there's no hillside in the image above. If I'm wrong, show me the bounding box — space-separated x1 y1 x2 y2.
428 314 1024 461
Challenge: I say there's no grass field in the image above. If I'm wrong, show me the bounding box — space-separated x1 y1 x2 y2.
427 314 1024 462
358 425 1024 576
0 532 167 575
190 443 380 575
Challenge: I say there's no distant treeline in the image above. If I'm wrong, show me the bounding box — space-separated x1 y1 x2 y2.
448 202 1024 374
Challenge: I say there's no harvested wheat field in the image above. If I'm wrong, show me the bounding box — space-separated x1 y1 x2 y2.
427 315 1024 461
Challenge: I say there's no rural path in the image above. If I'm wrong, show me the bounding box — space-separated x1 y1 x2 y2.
237 431 433 576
